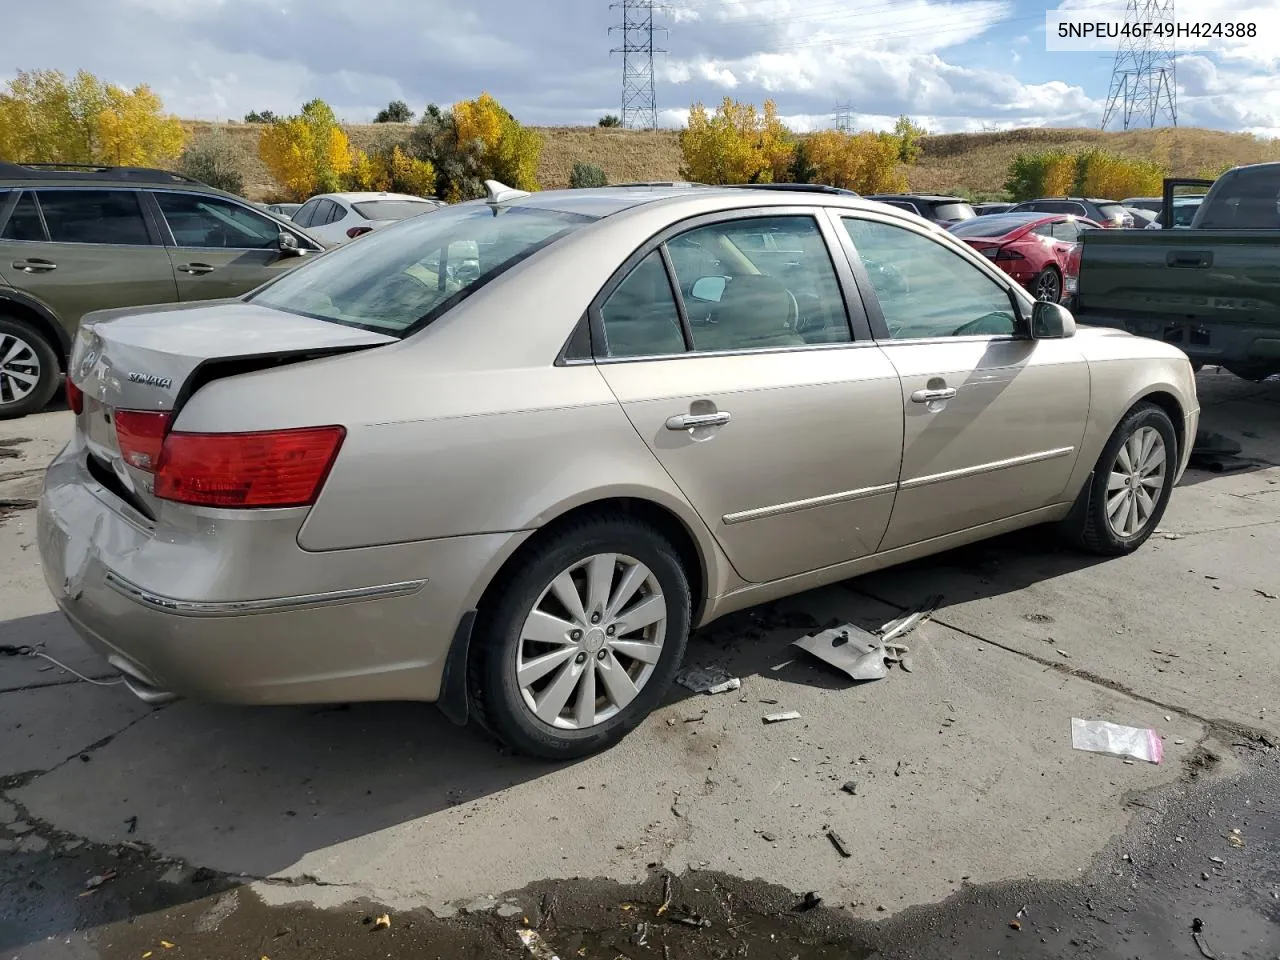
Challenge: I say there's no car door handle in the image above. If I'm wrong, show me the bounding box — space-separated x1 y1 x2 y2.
11 259 56 273
1167 251 1212 268
176 263 215 275
910 387 957 403
665 411 731 430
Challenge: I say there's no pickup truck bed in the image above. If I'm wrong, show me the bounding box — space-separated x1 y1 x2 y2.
1072 227 1280 379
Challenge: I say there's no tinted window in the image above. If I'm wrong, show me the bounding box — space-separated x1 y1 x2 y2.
1195 169 1279 229
292 200 320 227
250 204 595 336
155 193 281 249
949 214 1040 237
879 200 920 215
930 201 976 221
1094 202 1128 223
352 200 438 221
1172 199 1202 227
1051 220 1082 242
315 199 340 225
667 216 850 351
843 217 1018 340
36 190 150 245
0 192 46 242
600 251 686 358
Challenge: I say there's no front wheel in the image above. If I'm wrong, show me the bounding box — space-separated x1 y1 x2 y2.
469 515 692 760
1058 402 1178 555
0 317 60 421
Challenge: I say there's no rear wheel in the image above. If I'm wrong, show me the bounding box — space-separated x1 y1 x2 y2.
1058 402 1177 555
1032 267 1062 303
469 515 691 760
0 317 60 421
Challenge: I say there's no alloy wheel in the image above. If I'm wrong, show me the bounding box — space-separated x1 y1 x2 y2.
517 552 667 730
1105 426 1167 538
1035 270 1061 303
0 332 41 405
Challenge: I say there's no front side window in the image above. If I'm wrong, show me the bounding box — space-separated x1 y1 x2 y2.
842 217 1018 340
155 193 282 249
1051 220 1082 242
250 204 596 336
36 190 150 245
0 192 46 242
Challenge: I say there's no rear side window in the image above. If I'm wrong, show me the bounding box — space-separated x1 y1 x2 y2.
0 192 46 242
1051 221 1082 242
600 250 686 358
292 200 320 227
37 190 150 245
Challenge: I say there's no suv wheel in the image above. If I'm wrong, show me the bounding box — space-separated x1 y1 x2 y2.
470 515 692 760
0 317 60 420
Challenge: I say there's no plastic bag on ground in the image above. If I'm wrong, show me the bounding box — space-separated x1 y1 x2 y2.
1071 718 1163 764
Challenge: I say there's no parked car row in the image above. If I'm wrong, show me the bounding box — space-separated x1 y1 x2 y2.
36 177 1198 761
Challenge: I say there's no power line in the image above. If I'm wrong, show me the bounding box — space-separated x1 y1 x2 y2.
833 103 855 131
1100 0 1177 129
610 1 669 129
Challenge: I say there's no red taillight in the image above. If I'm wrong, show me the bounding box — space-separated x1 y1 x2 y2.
65 378 84 415
346 226 372 239
994 247 1025 260
154 426 346 508
114 410 172 472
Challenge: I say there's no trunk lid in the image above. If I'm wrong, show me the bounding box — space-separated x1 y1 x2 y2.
69 301 394 517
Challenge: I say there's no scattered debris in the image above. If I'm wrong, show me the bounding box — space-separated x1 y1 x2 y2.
1009 920 1022 931
840 781 858 796
827 830 852 858
1190 917 1216 959
372 914 391 931
81 871 118 894
657 875 673 916
879 596 942 644
666 909 711 929
518 928 563 960
760 831 778 842
676 665 736 694
1070 718 1163 764
1255 589 1278 600
1024 613 1054 625
900 656 915 672
763 711 802 724
795 891 822 912
1209 856 1225 865
125 815 138 835
894 760 903 777
792 623 891 681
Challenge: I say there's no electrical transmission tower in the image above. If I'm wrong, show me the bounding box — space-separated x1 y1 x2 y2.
610 1 668 129
1100 0 1177 130
833 104 855 132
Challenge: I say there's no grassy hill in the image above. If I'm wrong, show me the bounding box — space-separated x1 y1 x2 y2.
185 120 1279 202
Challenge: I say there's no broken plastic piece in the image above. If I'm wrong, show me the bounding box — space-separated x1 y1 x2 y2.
878 596 942 644
792 624 891 681
372 914 390 930
1071 718 1163 764
707 677 741 695
827 830 852 858
763 710 802 724
676 665 735 694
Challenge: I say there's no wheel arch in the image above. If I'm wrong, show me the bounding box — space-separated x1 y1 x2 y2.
0 291 71 370
1133 388 1186 459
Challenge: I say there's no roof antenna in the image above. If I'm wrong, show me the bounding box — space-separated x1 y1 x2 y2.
485 179 531 205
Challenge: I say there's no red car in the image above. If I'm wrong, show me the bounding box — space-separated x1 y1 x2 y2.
946 213 1100 304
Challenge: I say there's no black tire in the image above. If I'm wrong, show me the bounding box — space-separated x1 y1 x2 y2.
1223 362 1280 383
469 514 692 761
1031 266 1062 303
0 316 60 421
1058 402 1178 556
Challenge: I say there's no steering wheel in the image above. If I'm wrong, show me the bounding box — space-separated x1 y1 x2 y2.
783 288 800 330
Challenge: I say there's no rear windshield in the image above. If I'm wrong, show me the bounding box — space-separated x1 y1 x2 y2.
930 201 976 221
249 204 597 336
948 214 1039 236
1195 169 1280 228
1172 198 1203 227
1094 202 1129 222
352 199 439 221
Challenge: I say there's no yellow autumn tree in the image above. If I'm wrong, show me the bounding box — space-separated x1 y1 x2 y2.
0 68 184 167
1075 149 1164 198
347 144 437 195
804 130 907 193
451 92 541 193
257 99 353 200
679 98 796 184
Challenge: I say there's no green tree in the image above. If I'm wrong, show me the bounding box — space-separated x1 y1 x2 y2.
569 161 608 188
179 128 245 194
892 115 927 164
375 100 414 123
244 109 279 124
408 94 541 203
598 114 622 127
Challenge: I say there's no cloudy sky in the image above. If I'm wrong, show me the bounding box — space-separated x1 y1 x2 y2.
2 0 1278 135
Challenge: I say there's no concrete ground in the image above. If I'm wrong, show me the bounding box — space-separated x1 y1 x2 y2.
2 370 1279 958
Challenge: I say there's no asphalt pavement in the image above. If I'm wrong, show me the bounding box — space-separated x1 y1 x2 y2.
2 369 1278 959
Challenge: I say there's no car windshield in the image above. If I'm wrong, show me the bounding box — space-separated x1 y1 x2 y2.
931 201 976 221
250 203 597 336
352 199 438 221
947 214 1041 237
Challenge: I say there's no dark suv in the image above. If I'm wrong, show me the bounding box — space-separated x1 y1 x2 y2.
0 162 324 419
863 194 977 224
1007 197 1135 228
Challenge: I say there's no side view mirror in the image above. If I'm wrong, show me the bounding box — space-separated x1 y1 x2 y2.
690 275 727 303
1031 300 1076 339
278 231 304 257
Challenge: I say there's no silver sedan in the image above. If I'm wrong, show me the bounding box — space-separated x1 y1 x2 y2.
37 181 1199 759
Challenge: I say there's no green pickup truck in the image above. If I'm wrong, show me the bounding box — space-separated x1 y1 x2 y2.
1073 162 1280 382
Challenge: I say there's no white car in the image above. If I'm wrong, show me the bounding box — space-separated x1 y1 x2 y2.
289 192 444 244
